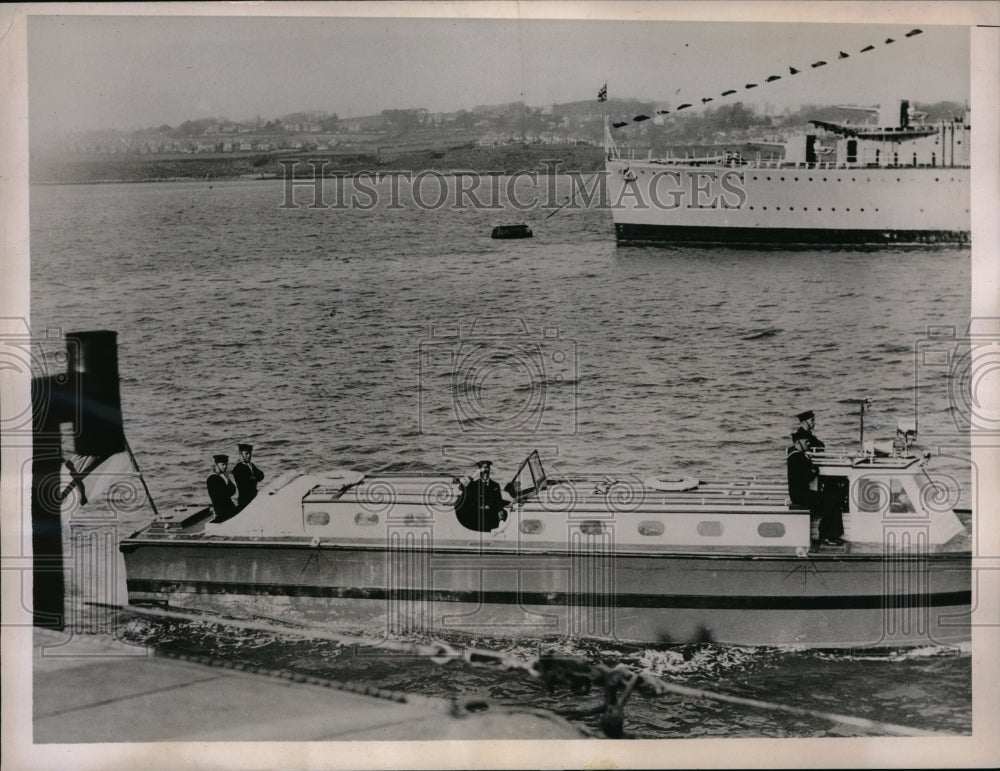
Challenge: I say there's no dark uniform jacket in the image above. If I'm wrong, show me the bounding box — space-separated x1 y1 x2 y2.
233 460 265 510
786 446 818 505
802 430 825 451
786 446 844 540
207 473 237 522
455 478 507 532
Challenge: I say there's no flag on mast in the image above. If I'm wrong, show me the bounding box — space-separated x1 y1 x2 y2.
597 83 607 102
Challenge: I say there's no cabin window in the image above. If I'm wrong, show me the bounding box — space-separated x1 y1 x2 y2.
580 520 605 536
306 511 330 526
354 511 379 526
889 479 916 514
757 522 786 538
638 520 665 536
697 521 723 537
520 519 544 535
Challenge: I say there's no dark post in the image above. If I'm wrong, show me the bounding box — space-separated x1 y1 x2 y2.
31 331 124 629
68 331 124 458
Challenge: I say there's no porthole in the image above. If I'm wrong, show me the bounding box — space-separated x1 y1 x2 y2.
758 522 786 538
307 511 331 526
697 521 723 537
354 511 378 526
580 520 605 535
638 520 665 536
520 519 544 534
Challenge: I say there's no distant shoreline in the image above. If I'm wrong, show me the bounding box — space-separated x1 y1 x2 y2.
30 144 608 185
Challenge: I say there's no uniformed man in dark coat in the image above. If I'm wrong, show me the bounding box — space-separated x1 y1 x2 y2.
455 460 508 532
786 428 843 545
232 443 264 511
795 410 825 452
207 454 238 523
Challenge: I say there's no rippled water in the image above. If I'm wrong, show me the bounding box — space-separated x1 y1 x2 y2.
29 177 971 737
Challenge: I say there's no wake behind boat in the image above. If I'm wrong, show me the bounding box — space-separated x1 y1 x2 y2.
120 420 970 649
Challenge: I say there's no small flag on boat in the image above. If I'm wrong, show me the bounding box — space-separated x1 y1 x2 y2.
860 44 874 52
838 51 849 59
789 66 800 74
60 452 137 507
721 89 737 96
811 60 827 68
598 83 607 102
905 29 922 37
612 120 628 128
766 75 781 82
633 114 650 122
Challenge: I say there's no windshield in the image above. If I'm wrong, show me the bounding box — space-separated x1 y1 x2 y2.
504 450 547 499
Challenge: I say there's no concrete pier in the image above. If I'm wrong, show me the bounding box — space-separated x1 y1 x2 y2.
30 629 587 743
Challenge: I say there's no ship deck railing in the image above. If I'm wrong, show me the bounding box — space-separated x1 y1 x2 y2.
614 153 968 171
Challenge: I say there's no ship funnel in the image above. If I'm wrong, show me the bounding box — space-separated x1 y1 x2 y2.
879 99 911 128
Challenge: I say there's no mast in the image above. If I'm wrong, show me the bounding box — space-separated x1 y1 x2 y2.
600 81 618 160
604 109 619 160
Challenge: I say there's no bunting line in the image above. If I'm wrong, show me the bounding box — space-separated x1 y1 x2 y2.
600 28 923 129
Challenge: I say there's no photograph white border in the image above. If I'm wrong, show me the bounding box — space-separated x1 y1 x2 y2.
2 2 998 769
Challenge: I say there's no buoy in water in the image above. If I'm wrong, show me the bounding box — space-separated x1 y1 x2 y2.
491 224 533 239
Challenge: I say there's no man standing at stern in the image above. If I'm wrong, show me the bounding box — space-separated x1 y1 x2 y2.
207 454 238 523
232 443 265 511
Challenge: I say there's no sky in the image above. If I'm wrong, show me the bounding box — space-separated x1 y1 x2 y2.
27 13 970 140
